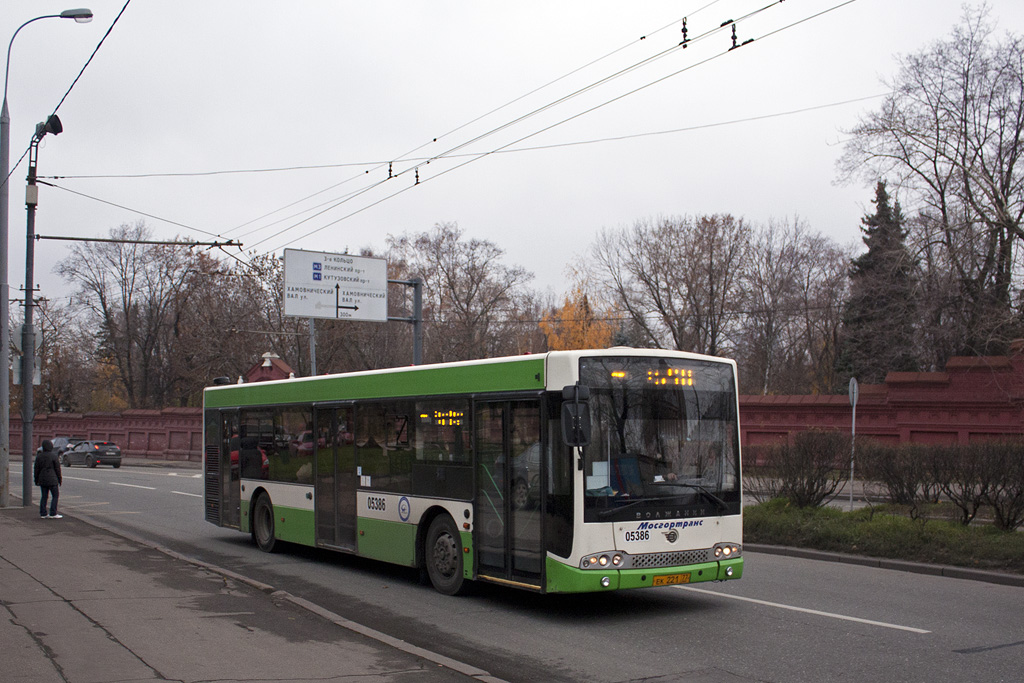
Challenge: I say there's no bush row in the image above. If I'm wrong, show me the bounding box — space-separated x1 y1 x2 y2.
744 431 1024 531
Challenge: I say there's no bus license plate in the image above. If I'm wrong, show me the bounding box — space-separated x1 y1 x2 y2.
653 573 691 586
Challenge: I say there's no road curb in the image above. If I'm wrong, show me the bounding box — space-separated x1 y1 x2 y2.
745 543 1024 588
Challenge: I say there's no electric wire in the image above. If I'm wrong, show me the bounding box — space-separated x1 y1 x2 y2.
221 2 722 237
40 0 861 266
2 0 132 192
255 0 860 255
245 1 784 252
45 93 884 181
190 2 738 246
38 180 223 240
35 3 717 247
41 91 879 254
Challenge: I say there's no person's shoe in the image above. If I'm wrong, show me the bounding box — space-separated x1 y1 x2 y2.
40 514 47 518
48 514 63 519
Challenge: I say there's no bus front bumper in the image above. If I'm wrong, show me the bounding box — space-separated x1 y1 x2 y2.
545 556 744 593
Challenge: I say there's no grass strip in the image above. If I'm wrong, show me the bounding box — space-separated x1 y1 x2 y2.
744 499 1024 574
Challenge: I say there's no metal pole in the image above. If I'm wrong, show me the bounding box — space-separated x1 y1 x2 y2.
21 136 38 506
850 400 856 512
848 377 858 512
2 10 93 507
412 277 422 365
308 317 317 376
1 97 10 507
386 278 424 366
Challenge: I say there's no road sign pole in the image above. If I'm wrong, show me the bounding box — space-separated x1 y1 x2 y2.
308 317 317 376
849 377 859 512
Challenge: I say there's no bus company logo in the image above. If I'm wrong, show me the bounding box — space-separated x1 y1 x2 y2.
663 529 679 543
398 496 411 522
636 520 704 531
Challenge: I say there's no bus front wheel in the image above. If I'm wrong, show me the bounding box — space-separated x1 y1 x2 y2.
424 515 468 595
251 493 279 553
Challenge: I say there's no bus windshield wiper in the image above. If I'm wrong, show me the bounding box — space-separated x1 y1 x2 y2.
651 481 729 513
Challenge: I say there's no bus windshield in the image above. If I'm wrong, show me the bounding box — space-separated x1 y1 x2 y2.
579 356 740 523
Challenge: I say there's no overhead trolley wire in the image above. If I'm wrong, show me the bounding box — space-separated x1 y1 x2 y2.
221 3 721 239
246 1 774 253
44 1 728 248
254 0 859 256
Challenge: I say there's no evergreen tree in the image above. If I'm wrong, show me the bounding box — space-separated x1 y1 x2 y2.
838 181 918 384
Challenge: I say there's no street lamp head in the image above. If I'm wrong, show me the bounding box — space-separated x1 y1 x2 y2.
59 9 94 23
34 114 62 139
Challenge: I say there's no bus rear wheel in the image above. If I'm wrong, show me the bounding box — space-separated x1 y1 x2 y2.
425 515 468 595
251 493 279 553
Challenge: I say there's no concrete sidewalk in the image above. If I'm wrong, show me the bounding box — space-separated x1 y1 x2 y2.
0 506 499 683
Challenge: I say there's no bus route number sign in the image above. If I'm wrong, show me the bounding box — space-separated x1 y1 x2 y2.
652 573 691 586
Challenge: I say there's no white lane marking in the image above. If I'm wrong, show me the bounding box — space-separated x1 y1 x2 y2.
676 586 931 634
63 476 101 483
110 482 156 490
167 473 203 479
172 491 202 498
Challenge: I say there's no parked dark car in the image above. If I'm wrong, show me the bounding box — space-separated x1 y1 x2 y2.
35 436 82 458
62 441 122 468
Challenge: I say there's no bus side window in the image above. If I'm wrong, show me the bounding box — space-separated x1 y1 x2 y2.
412 400 472 499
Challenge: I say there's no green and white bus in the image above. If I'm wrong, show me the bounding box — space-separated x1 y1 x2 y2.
203 348 743 594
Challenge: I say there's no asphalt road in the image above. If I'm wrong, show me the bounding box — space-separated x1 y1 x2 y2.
13 462 1024 683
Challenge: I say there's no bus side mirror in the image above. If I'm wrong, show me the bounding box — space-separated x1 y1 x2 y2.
561 384 591 448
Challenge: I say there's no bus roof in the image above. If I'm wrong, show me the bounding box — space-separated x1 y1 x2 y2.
203 348 735 408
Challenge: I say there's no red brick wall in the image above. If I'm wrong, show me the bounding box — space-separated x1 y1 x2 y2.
12 408 203 462
14 347 1024 462
740 348 1024 446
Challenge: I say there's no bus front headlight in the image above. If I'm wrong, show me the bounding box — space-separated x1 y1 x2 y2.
713 543 741 559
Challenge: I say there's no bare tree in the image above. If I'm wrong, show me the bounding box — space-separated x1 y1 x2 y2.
57 222 203 408
840 6 1024 356
738 217 806 394
387 223 534 362
794 234 852 394
591 215 750 355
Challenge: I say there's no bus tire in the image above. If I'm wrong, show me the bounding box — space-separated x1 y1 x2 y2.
251 492 279 553
424 515 468 595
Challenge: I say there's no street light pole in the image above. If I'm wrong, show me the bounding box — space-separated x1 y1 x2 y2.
1 8 92 507
20 114 62 506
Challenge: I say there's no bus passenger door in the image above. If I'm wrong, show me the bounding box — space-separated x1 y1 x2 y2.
475 400 544 586
315 407 357 550
221 411 241 529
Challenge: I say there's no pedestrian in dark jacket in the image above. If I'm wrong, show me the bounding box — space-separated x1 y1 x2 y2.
33 440 63 519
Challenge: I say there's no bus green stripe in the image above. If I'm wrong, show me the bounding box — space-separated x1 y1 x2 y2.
241 503 315 547
205 357 545 408
545 557 744 593
357 517 417 566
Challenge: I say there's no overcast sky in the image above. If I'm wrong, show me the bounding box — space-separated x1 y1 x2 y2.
4 0 1023 305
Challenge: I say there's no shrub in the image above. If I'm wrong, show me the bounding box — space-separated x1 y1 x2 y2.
744 430 848 508
859 441 939 515
931 444 993 526
979 440 1024 532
